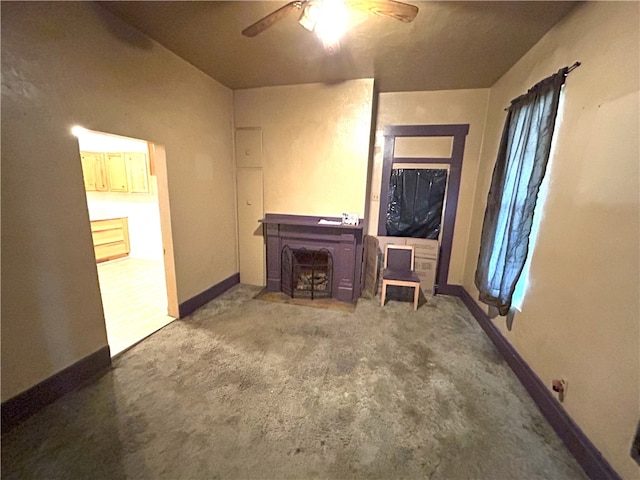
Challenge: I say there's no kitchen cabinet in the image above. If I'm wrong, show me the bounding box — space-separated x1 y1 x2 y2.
125 152 150 193
91 217 130 263
82 151 151 193
106 153 128 192
80 152 108 192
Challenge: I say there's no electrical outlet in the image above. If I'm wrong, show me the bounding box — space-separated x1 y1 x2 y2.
372 193 380 201
552 378 568 402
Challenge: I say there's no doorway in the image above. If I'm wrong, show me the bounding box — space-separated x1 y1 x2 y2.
75 128 178 356
376 124 469 293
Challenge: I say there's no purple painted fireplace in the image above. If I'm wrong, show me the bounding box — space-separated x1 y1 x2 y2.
260 214 364 303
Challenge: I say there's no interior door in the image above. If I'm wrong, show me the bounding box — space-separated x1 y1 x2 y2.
236 168 265 286
377 124 469 293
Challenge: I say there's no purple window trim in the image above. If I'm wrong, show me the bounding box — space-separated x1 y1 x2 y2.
377 124 469 293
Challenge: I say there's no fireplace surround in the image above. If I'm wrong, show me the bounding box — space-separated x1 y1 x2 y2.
260 214 364 303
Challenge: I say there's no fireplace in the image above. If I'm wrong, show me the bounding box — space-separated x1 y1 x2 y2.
260 214 364 303
281 246 333 299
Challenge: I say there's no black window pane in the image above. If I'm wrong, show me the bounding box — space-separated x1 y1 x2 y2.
386 168 447 239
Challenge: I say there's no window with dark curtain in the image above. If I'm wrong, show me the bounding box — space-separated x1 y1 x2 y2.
386 168 448 239
474 67 568 316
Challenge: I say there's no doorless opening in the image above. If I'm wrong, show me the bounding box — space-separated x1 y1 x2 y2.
73 127 178 355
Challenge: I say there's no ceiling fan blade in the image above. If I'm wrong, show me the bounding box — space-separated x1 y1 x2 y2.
242 1 305 37
346 0 418 23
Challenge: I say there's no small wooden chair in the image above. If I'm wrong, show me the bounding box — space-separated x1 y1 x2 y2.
380 244 421 310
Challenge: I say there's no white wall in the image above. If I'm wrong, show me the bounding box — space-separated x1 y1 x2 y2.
463 3 639 478
1 2 236 401
76 130 149 153
86 190 163 261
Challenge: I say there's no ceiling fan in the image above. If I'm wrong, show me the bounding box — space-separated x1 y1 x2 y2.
241 0 419 38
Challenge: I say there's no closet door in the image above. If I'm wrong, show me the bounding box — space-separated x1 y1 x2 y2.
236 168 264 286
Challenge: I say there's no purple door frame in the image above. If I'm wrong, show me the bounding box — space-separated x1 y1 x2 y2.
376 124 469 295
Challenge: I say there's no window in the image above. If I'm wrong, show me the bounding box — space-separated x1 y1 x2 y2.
475 67 568 316
386 168 448 239
511 87 565 310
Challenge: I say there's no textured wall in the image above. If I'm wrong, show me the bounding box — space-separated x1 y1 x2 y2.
369 89 490 285
463 3 639 477
1 2 236 401
234 80 374 218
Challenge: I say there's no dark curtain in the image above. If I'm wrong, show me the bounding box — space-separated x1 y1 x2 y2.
386 168 448 239
474 68 568 315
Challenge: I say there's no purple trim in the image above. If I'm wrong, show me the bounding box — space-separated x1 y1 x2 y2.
437 131 467 291
377 124 470 294
262 214 364 303
456 286 621 480
435 284 463 296
1 346 112 433
377 134 396 238
178 273 240 318
384 124 469 137
392 157 453 164
260 214 364 231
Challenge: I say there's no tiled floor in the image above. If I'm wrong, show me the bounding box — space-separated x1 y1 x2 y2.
97 256 174 356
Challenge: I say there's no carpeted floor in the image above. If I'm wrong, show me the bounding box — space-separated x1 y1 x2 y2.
1 285 587 479
254 288 357 313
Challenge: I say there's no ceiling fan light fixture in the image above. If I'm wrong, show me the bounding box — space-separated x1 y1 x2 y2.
298 3 319 31
313 0 349 49
243 0 418 38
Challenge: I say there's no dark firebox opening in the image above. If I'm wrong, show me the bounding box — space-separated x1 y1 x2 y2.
281 246 333 300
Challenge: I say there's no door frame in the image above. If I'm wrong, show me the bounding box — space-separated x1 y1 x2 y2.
377 124 469 294
150 143 179 318
77 132 179 319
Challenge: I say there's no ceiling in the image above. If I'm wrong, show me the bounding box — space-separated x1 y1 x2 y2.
99 1 578 92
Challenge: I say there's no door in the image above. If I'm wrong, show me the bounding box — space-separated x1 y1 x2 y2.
125 152 150 193
377 124 469 292
106 152 128 192
236 168 264 286
80 152 97 191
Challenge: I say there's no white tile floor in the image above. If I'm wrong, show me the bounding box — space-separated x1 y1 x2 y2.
96 256 174 356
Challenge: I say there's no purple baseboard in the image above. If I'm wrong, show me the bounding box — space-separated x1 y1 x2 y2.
1 346 111 433
178 273 240 318
435 284 463 296
454 286 621 480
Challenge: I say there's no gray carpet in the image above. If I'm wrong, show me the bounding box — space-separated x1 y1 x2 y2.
2 285 587 479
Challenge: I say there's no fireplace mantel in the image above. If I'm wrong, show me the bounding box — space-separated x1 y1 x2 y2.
260 214 364 303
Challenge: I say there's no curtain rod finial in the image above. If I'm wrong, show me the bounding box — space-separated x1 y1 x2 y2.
566 61 581 74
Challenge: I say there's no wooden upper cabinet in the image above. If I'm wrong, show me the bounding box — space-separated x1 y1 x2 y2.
81 152 97 191
81 150 151 194
106 153 128 192
93 153 108 191
125 152 150 193
81 152 108 192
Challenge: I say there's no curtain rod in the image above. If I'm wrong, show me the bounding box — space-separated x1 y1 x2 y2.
503 61 581 111
565 61 581 74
